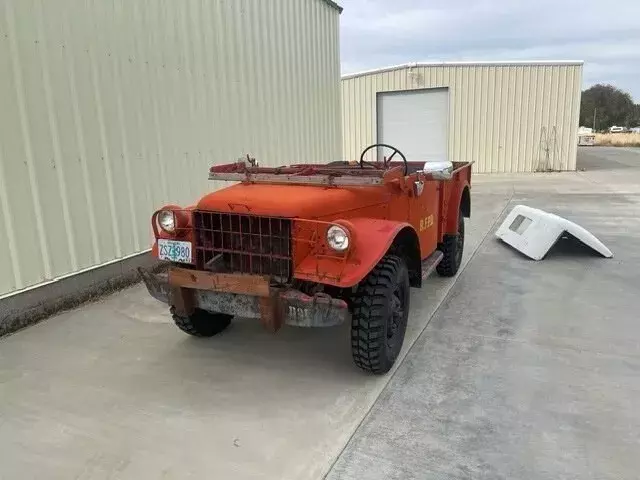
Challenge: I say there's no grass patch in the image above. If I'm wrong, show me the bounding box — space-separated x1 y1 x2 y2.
595 133 640 147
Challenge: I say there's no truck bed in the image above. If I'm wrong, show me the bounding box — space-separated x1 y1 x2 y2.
209 160 473 187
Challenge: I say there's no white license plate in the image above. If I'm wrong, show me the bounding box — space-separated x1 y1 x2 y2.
158 239 192 264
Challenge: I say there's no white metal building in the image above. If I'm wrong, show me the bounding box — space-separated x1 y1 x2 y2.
0 0 342 299
342 61 583 173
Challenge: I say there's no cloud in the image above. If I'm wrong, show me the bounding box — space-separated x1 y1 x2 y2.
339 0 640 101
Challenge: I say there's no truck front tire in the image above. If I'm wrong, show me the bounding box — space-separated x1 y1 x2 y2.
436 209 465 277
171 307 232 337
351 255 410 375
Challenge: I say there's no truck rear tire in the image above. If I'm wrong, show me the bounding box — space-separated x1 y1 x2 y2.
351 255 410 375
436 210 465 277
171 307 232 337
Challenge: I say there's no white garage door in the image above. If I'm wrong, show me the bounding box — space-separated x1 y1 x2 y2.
377 88 449 162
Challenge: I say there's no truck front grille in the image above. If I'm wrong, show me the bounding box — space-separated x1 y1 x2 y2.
193 211 292 284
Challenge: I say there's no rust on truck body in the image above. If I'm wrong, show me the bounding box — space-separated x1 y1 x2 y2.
169 268 271 297
141 144 472 372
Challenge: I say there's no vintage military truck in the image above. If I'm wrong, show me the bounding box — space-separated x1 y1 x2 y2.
140 144 472 374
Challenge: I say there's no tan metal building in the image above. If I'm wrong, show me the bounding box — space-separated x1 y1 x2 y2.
0 0 342 299
342 61 583 174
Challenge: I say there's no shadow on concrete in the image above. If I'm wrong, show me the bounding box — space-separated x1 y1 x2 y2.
545 234 610 259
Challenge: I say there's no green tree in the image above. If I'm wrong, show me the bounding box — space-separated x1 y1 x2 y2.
580 84 636 131
631 104 640 128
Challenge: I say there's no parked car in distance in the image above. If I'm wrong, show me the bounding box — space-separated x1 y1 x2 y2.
578 126 595 146
578 134 596 146
609 126 625 133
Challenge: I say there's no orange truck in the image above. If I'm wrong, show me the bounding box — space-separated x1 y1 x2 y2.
140 144 472 374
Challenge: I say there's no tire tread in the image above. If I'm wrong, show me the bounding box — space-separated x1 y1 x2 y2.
350 255 408 374
171 307 232 337
436 210 465 277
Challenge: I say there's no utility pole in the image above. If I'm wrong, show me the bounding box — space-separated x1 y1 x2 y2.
592 107 597 131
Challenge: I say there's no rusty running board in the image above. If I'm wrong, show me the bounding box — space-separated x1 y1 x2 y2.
421 251 444 280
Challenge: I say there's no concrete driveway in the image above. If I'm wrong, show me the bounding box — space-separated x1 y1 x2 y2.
1 147 639 479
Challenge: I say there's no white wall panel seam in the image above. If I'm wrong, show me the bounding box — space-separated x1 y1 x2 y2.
558 68 569 171
515 67 525 172
150 4 171 208
502 66 512 173
88 37 122 258
299 0 311 163
553 67 563 170
34 0 78 270
87 0 120 259
487 66 496 172
524 66 532 172
569 66 582 170
60 11 101 264
4 0 52 279
267 0 278 164
302 1 313 163
111 5 141 252
0 148 22 289
179 1 197 201
244 1 262 165
310 0 320 162
527 66 536 171
287 0 301 164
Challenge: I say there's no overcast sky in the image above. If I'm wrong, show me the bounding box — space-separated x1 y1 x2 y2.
339 0 640 101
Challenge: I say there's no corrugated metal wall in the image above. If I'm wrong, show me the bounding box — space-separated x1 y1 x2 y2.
341 62 583 174
0 0 341 298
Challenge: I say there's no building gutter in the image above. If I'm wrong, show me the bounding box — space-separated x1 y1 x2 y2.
342 60 584 80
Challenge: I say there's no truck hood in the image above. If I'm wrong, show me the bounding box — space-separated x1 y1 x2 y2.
197 183 387 218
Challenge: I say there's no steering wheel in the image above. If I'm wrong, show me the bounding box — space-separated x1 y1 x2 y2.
359 143 408 176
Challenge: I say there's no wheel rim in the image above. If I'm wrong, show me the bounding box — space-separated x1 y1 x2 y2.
387 285 406 350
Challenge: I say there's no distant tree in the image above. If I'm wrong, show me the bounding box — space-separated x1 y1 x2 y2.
580 84 636 131
631 104 640 128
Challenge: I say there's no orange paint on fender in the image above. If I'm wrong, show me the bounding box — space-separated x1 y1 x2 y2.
293 218 416 288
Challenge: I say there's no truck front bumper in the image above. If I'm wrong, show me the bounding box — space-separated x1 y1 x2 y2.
138 267 350 330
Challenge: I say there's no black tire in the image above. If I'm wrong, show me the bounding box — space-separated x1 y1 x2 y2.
351 255 410 375
436 209 465 277
171 307 232 337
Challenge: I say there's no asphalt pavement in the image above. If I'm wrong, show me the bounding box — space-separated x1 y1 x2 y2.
1 147 639 479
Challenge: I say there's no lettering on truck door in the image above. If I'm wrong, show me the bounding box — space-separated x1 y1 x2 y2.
409 172 440 259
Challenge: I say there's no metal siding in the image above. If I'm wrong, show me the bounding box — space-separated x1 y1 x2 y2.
0 0 341 298
342 62 583 174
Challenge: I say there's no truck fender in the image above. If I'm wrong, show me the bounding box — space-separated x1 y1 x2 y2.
293 218 422 289
444 184 470 234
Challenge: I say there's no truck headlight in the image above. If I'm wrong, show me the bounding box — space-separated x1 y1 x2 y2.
158 210 176 233
327 225 350 251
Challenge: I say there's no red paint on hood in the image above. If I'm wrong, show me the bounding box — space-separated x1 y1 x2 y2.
197 183 388 218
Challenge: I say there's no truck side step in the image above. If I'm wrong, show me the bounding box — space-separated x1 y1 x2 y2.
421 251 444 280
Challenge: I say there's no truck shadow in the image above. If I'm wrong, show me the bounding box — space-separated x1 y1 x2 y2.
170 319 363 379
160 278 451 392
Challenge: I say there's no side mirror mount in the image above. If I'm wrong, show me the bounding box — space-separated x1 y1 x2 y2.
422 161 453 180
413 180 424 197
